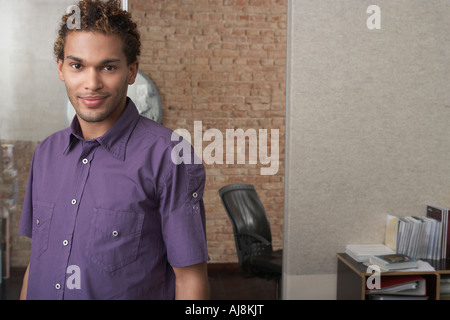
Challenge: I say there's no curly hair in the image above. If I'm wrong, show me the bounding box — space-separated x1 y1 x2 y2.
54 0 140 65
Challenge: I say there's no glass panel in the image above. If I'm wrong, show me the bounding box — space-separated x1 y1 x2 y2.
0 0 75 282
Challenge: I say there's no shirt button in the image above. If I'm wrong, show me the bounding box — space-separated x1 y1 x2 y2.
192 192 198 199
82 158 89 165
112 230 119 237
36 219 40 225
55 283 61 290
71 199 77 205
63 240 69 246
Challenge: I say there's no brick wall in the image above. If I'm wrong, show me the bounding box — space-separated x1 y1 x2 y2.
1 141 36 269
130 0 287 262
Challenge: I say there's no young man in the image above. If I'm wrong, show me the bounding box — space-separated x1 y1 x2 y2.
19 0 210 300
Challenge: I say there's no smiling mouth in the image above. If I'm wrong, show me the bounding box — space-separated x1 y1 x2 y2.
79 96 108 108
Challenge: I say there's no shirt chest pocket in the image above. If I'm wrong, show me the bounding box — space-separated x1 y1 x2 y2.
32 201 55 258
88 208 144 273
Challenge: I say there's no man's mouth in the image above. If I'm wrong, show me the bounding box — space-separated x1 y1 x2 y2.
79 95 108 108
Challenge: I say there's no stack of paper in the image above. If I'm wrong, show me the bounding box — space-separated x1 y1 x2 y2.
440 276 450 300
345 244 394 262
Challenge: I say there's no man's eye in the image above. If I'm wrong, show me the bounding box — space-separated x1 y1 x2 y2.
104 66 116 71
71 63 82 70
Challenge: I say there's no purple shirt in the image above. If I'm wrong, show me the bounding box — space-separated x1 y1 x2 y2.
19 98 208 300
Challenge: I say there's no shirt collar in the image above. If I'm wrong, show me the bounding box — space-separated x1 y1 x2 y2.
64 98 140 161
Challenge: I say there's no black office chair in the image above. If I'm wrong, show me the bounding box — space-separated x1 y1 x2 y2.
219 184 282 299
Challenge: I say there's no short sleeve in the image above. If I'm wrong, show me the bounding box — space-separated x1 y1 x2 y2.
158 158 209 268
18 151 35 238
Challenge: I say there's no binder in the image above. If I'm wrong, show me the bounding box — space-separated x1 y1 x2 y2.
427 205 449 259
366 275 427 296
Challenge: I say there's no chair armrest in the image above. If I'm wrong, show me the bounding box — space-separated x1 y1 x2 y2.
233 232 273 266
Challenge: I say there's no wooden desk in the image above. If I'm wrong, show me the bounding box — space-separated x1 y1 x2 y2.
336 253 450 300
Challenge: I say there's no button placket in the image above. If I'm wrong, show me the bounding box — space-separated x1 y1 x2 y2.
60 144 94 299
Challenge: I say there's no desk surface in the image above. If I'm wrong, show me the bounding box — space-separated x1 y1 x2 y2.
337 253 450 275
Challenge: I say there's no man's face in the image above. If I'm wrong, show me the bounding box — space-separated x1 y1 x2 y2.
57 31 138 126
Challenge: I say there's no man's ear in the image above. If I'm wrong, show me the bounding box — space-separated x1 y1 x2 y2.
57 59 65 82
128 61 139 85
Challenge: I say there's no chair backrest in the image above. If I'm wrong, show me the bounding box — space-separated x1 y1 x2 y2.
219 184 273 264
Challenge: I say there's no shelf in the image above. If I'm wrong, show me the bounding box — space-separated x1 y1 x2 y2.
337 253 450 300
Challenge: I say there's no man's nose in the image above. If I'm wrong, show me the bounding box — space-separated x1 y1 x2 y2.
84 68 103 91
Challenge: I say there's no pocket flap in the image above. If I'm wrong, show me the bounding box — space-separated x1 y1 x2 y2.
92 208 144 238
32 200 55 224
